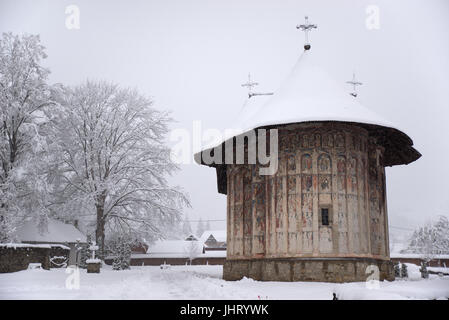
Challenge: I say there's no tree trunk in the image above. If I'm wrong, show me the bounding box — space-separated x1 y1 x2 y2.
95 195 106 259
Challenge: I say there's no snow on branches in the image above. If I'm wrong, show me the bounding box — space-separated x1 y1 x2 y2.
48 81 190 255
405 216 449 261
0 33 190 251
0 33 55 241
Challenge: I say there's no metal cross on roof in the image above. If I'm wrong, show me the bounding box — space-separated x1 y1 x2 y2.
241 73 259 97
296 16 317 50
241 73 273 99
346 72 363 97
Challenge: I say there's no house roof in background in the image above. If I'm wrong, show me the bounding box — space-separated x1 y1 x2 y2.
16 218 87 244
147 240 203 256
200 230 226 244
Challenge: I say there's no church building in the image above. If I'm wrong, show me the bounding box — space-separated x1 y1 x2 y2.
195 17 421 282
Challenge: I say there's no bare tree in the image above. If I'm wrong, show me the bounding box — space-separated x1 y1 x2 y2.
184 239 201 265
0 33 54 241
50 81 189 256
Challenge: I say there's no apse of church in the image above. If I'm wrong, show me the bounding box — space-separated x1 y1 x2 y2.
196 16 420 282
226 123 389 261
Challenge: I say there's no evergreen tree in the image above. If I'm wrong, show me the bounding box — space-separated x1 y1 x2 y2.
394 262 400 278
79 234 92 268
406 216 449 259
420 261 429 279
401 263 408 278
109 234 132 270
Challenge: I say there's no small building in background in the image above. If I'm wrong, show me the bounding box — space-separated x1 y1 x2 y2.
185 234 199 241
200 230 227 251
114 231 228 266
16 218 87 265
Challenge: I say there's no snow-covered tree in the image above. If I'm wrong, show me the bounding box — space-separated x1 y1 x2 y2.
184 239 200 265
79 234 92 269
107 233 133 270
49 81 189 256
401 263 408 278
196 218 205 238
405 216 449 261
420 261 429 279
434 216 449 253
394 262 400 278
0 33 54 241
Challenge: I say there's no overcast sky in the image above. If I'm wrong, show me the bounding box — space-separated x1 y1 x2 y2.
1 0 448 237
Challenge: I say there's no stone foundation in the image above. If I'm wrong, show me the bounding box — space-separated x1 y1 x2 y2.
223 258 394 283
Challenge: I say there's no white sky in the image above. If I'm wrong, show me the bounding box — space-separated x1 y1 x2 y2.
1 0 448 235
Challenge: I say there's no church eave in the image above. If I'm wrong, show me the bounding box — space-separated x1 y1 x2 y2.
196 120 421 195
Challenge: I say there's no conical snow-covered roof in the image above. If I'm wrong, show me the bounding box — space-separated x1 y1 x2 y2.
196 47 421 194
235 50 396 131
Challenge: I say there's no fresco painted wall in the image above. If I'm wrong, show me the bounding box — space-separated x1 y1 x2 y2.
226 123 390 261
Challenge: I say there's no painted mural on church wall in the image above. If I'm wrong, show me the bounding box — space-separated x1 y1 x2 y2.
226 123 389 261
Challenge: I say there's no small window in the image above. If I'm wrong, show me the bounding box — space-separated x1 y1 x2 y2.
321 208 329 226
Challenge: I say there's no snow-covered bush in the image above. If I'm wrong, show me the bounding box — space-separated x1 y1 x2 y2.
394 262 400 278
420 261 429 279
79 235 92 269
401 263 408 278
106 233 134 270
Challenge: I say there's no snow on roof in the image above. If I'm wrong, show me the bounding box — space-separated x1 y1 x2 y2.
146 240 203 256
195 47 421 194
197 49 409 154
0 243 52 249
390 253 449 259
199 230 227 244
185 234 199 241
132 250 227 259
15 218 87 244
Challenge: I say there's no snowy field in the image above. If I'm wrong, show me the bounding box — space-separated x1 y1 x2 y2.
0 264 448 300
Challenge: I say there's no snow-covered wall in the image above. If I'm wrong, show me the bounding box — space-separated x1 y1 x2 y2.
0 243 70 273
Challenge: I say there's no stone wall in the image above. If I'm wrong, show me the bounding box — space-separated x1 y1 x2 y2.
0 244 51 273
223 258 394 282
0 244 71 272
49 246 70 268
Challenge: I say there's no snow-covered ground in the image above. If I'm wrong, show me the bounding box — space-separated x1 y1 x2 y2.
0 264 448 300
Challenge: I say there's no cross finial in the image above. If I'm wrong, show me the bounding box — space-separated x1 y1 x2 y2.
346 72 363 97
296 16 317 50
241 73 259 98
241 73 274 99
89 241 99 260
